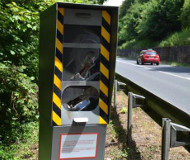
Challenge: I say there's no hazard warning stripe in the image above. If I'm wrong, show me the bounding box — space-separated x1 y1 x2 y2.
102 10 111 25
99 10 111 124
52 111 61 126
99 98 108 115
54 74 62 90
101 26 110 43
56 38 63 54
52 7 64 126
55 57 63 72
100 44 109 61
100 63 109 79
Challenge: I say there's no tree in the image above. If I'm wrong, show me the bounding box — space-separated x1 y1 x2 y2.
136 0 184 41
180 0 190 28
119 0 135 19
118 2 145 45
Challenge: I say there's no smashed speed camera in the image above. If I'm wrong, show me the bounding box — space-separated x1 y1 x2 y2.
62 28 100 111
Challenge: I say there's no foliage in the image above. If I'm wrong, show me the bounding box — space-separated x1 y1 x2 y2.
120 38 158 49
0 62 38 145
0 0 54 148
0 122 38 160
119 0 135 19
137 0 184 41
0 1 52 81
180 0 190 28
159 28 190 47
118 2 145 46
62 0 106 4
120 107 127 114
118 0 189 48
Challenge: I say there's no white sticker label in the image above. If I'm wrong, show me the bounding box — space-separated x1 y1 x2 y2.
59 133 98 159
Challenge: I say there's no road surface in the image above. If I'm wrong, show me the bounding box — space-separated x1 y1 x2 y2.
116 57 190 116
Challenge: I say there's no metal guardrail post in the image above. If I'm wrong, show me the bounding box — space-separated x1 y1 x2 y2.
127 92 133 145
114 80 118 108
161 118 171 160
161 118 190 160
114 80 126 108
127 92 145 145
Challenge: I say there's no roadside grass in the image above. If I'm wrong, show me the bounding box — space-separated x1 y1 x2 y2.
105 91 190 160
159 28 190 47
0 122 38 160
3 91 190 160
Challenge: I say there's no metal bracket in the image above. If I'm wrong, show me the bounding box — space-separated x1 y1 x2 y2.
117 81 126 91
132 93 145 108
161 118 190 160
170 122 190 147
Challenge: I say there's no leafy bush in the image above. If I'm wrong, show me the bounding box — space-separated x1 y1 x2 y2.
0 62 38 144
159 28 190 47
119 39 158 49
0 122 38 160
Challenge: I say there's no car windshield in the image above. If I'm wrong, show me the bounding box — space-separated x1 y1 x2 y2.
145 51 156 55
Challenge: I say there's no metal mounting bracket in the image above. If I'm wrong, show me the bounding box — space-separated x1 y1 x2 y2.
170 122 190 147
161 118 190 160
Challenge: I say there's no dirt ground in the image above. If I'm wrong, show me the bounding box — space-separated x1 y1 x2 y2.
104 91 190 160
28 91 189 160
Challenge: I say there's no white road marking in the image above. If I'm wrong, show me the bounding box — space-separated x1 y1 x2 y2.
117 60 151 70
117 59 190 81
159 71 190 81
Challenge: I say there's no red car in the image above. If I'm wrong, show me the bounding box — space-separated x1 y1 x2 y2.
137 49 160 65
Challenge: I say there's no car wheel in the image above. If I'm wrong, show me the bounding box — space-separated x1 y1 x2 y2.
141 61 144 65
137 60 139 64
151 63 153 65
156 62 159 65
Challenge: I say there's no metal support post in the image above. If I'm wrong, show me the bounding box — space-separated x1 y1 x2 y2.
127 92 133 145
113 80 126 108
127 92 145 145
161 118 171 160
114 80 118 108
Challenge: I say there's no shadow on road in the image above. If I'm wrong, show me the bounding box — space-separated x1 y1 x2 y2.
149 66 190 74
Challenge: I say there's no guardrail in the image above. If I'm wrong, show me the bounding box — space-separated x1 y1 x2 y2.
115 73 190 152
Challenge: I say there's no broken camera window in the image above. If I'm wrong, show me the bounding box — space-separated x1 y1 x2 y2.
62 86 99 111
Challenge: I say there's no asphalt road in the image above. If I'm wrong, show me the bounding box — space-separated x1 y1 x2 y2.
116 57 190 116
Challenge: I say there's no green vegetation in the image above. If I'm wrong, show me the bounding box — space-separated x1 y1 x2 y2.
120 107 128 114
159 28 190 47
0 0 107 159
0 1 52 159
119 0 190 49
0 122 38 160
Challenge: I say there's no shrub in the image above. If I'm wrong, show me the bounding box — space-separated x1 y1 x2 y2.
159 28 190 47
0 62 38 144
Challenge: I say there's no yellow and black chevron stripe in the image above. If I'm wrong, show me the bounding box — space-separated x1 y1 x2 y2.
99 10 111 124
52 7 64 126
